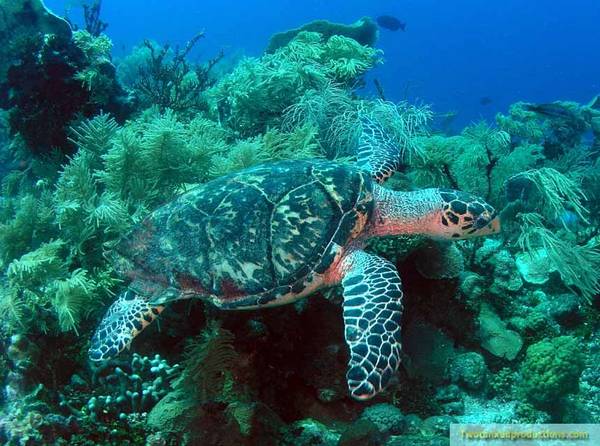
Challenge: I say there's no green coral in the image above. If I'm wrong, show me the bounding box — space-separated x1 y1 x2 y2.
519 336 585 409
0 192 56 267
2 240 99 333
0 109 228 335
208 31 381 137
496 100 598 159
496 102 546 143
209 123 322 178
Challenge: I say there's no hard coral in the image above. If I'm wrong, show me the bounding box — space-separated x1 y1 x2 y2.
519 336 585 409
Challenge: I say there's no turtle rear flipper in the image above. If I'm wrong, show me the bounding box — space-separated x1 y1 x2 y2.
89 291 164 361
340 250 403 400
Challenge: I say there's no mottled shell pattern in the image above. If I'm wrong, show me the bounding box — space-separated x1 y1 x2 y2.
112 160 375 308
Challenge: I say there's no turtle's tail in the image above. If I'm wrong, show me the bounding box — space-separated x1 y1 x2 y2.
89 290 164 361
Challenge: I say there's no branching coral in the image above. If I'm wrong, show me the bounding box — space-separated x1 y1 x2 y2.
59 353 178 423
82 0 108 37
134 34 223 114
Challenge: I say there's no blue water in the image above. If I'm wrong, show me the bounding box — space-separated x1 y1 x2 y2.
46 0 600 127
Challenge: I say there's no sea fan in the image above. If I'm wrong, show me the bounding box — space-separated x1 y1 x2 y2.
517 213 600 302
177 320 239 402
508 167 589 225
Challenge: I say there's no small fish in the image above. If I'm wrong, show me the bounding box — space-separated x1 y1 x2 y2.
376 15 406 32
480 96 493 106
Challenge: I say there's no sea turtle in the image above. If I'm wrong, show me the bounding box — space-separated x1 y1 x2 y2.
89 118 501 400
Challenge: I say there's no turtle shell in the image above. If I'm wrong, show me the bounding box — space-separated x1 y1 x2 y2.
112 159 374 307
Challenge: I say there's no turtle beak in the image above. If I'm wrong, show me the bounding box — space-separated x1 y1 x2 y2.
480 214 501 235
490 216 501 233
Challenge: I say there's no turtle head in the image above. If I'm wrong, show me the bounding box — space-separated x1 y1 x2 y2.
434 189 501 240
368 186 500 239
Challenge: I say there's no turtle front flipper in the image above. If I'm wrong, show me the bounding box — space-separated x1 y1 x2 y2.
356 114 405 184
340 250 403 400
89 291 164 361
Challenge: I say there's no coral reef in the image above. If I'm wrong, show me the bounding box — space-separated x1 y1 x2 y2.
0 9 599 446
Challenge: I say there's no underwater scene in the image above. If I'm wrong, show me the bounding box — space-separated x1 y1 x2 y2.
0 0 600 445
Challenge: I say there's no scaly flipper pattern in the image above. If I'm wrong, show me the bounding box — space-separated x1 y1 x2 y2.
356 115 403 184
89 291 164 361
340 249 403 400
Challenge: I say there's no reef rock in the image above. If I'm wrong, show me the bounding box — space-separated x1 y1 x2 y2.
403 322 457 384
448 352 488 391
414 241 465 280
476 239 522 294
282 419 340 446
477 303 523 360
147 389 197 434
